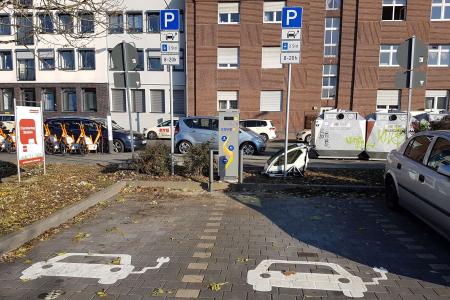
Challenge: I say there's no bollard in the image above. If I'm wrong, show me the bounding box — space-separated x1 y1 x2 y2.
209 149 214 192
238 149 244 184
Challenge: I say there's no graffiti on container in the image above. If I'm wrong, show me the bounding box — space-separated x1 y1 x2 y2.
376 127 406 148
345 136 365 150
319 130 330 148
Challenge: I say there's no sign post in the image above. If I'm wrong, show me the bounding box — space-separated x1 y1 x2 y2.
281 7 302 177
395 36 428 137
160 9 180 176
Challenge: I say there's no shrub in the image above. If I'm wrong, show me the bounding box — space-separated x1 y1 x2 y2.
183 142 211 176
133 143 171 176
430 117 450 130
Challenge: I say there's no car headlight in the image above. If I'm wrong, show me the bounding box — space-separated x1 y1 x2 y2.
127 136 132 140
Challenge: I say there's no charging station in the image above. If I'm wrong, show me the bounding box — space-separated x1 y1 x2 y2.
218 110 240 183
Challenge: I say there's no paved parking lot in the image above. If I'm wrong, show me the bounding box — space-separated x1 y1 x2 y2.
0 188 448 299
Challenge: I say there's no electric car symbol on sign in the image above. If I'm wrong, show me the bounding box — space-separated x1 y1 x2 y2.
247 260 388 298
20 253 170 284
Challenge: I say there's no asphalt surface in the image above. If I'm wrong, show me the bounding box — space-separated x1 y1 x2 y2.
0 188 449 299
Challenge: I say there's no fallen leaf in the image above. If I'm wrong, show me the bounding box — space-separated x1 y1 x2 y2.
111 257 121 265
73 232 90 241
96 289 108 298
151 288 165 296
24 259 33 264
282 271 296 276
208 282 228 291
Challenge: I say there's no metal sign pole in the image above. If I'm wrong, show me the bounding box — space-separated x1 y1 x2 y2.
14 98 20 183
40 100 46 175
284 64 292 177
169 65 175 176
406 36 416 138
122 41 135 159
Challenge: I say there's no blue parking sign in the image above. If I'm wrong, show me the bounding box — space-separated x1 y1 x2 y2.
282 7 303 29
160 9 180 31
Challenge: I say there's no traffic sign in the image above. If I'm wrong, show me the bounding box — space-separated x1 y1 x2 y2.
281 40 301 52
161 54 180 65
395 71 426 89
281 53 300 64
282 28 301 40
160 31 180 42
397 38 428 69
113 72 141 89
282 7 303 29
161 42 180 53
160 9 180 31
111 42 138 71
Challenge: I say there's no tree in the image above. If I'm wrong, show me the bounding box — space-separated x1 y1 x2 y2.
0 0 124 47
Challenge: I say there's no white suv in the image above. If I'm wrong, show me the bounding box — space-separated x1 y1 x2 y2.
240 119 276 142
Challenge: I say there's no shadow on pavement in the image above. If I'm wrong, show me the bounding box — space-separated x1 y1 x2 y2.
228 192 450 286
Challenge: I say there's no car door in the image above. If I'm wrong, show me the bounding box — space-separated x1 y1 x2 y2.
421 137 450 237
158 120 171 138
191 118 212 144
397 135 434 213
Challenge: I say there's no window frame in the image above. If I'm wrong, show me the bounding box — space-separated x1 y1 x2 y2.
379 45 399 67
263 2 284 24
58 49 75 70
79 12 95 34
38 13 54 34
78 49 96 70
108 13 124 34
426 137 450 171
403 135 434 164
321 65 338 100
325 0 341 10
0 14 11 35
428 45 450 67
324 17 340 57
382 0 407 21
15 14 34 45
38 49 55 70
0 50 13 71
217 47 240 69
431 0 450 21
425 91 449 111
217 91 239 111
62 88 77 112
127 12 143 34
146 11 160 33
42 88 56 112
58 13 74 34
147 49 164 71
82 88 97 112
218 3 240 24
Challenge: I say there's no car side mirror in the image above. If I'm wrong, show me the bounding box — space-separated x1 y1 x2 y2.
437 164 450 177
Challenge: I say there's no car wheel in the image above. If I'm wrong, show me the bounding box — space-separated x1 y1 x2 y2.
260 133 269 143
241 142 256 156
113 139 125 153
147 131 158 140
178 140 192 154
305 134 312 144
45 139 55 155
385 176 400 210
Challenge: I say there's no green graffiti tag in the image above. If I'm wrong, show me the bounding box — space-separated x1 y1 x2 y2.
376 127 406 148
345 136 365 150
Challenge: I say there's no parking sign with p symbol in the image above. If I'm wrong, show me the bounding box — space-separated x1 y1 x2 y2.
282 7 303 29
160 9 180 31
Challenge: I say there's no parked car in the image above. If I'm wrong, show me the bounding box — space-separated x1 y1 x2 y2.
240 119 276 142
144 118 179 140
296 129 312 143
175 116 266 155
45 117 147 153
0 114 15 132
385 131 450 240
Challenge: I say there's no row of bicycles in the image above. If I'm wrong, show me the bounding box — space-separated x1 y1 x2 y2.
44 122 105 155
0 128 16 153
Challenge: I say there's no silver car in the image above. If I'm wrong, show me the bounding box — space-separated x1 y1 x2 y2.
175 116 266 155
385 131 450 240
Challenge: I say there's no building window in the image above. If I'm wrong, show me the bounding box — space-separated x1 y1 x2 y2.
58 13 73 33
39 14 54 33
174 49 184 72
431 0 450 21
111 89 126 112
376 90 400 110
262 47 282 69
147 49 163 71
382 0 407 21
324 18 340 57
321 65 338 99
2 89 14 112
62 88 77 112
109 13 123 34
217 91 238 110
326 0 341 10
0 15 11 35
150 90 165 113
147 11 160 33
131 89 145 113
260 91 282 112
136 49 144 71
43 88 56 111
83 88 97 112
79 49 96 70
174 90 185 115
379 45 399 66
58 49 75 70
263 1 285 23
0 50 13 71
38 49 55 70
127 12 143 33
79 12 94 33
16 15 34 45
18 0 33 7
428 45 450 67
217 47 239 69
218 3 240 24
16 50 35 81
425 90 448 110
22 88 36 107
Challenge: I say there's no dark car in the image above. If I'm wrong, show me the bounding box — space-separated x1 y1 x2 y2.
45 117 146 153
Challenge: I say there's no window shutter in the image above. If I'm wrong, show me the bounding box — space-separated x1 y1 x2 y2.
218 3 239 13
376 90 400 106
217 91 238 101
218 48 239 65
151 90 165 113
262 47 281 69
16 50 34 59
111 89 126 112
132 90 145 113
263 1 285 11
260 91 282 112
173 90 185 115
38 50 54 59
426 90 448 98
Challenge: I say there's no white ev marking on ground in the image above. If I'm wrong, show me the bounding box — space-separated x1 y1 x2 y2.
20 253 170 284
247 260 388 298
